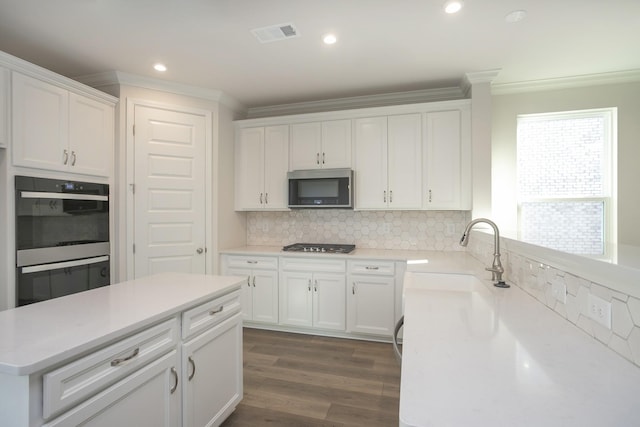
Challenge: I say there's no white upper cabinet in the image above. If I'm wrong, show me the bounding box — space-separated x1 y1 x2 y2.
354 114 422 209
12 72 114 177
423 109 471 210
289 119 351 170
235 125 289 210
0 67 8 148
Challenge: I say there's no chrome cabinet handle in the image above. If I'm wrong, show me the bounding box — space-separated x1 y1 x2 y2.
71 151 77 166
246 260 258 264
63 149 69 165
170 367 178 394
252 276 256 287
352 282 356 295
246 275 251 286
428 189 432 203
209 306 224 315
111 348 140 367
308 279 311 292
390 190 393 203
259 193 263 204
383 190 386 203
322 152 325 164
314 280 318 292
316 152 320 165
365 266 379 270
265 192 268 204
188 356 196 381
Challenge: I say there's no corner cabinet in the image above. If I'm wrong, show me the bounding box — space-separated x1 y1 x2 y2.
354 114 422 209
289 120 352 170
235 125 289 210
11 72 114 177
423 108 472 210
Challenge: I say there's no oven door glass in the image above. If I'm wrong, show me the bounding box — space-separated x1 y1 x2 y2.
17 256 110 306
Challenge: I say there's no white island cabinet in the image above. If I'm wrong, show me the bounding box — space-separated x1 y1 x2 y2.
0 273 244 427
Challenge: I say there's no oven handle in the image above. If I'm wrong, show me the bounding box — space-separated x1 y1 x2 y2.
21 256 110 274
20 191 108 202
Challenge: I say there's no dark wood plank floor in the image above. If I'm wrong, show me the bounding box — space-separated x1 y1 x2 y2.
221 328 401 427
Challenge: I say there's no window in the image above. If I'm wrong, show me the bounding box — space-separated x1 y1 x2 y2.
516 108 616 256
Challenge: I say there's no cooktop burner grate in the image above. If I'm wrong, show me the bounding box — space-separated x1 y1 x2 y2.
282 243 356 254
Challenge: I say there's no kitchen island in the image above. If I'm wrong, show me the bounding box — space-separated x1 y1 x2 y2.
401 259 640 426
0 272 245 427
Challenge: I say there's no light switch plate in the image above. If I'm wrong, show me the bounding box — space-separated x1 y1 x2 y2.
588 293 612 329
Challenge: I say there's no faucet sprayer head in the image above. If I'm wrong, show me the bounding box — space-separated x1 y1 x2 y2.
459 232 469 247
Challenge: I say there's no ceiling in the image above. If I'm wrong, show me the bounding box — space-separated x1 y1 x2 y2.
0 0 639 109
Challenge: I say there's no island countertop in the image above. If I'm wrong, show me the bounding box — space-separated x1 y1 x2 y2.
0 273 244 376
400 260 640 426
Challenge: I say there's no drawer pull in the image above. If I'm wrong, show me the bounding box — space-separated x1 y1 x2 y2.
365 266 379 270
209 306 224 316
170 367 178 394
352 282 356 295
188 356 196 381
246 260 258 264
110 347 140 367
253 276 256 287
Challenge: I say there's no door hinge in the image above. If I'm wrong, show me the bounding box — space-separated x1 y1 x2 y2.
130 183 135 194
133 244 135 254
133 124 135 136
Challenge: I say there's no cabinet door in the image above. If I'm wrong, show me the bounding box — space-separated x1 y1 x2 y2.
0 67 8 148
43 350 180 427
387 114 422 209
354 116 388 209
227 267 252 321
424 110 465 209
289 122 321 170
279 271 313 327
69 93 113 177
235 127 265 210
313 273 346 331
321 119 352 169
252 269 279 324
182 313 243 427
263 125 289 209
347 275 395 337
12 72 69 171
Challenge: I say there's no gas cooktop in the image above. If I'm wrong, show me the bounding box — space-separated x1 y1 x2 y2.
282 243 356 254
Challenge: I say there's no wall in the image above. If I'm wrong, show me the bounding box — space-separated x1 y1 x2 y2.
491 80 640 246
247 210 470 251
467 231 640 369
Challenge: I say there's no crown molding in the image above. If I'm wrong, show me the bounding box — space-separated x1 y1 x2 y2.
491 69 640 95
75 70 246 113
245 86 467 119
461 69 502 97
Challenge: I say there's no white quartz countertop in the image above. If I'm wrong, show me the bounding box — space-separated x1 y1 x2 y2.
220 245 467 262
0 273 244 376
400 260 640 426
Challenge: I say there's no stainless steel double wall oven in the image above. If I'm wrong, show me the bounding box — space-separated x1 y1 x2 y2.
15 175 110 306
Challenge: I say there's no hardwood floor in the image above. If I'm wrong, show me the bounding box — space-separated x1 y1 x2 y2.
221 328 401 427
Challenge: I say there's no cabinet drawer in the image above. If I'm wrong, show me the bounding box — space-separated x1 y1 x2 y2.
182 289 242 340
43 318 179 419
281 257 346 273
348 260 395 276
225 255 278 270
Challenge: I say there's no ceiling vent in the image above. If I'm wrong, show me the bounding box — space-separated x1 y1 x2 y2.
251 23 300 43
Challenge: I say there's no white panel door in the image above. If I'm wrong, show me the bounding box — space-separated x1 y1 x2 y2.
387 113 422 209
69 93 113 177
347 275 395 336
321 119 352 169
263 125 289 209
354 116 388 209
235 127 265 210
313 273 346 331
134 105 207 278
252 269 279 324
279 271 313 327
289 122 321 170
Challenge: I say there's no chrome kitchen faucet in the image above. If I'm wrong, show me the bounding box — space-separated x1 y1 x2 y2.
460 218 509 288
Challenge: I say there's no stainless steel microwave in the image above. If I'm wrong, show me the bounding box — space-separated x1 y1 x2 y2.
287 168 353 208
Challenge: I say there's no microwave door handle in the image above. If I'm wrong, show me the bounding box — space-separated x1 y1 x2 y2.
21 256 110 274
20 191 108 202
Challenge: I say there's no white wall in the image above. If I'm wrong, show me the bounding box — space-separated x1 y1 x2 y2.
491 81 640 246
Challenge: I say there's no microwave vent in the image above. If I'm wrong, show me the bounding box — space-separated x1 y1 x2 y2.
251 23 299 43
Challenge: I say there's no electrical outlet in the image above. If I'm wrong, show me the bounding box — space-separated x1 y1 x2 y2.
588 294 612 329
551 281 567 304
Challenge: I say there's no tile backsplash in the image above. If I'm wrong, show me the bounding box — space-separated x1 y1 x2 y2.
247 210 471 250
467 235 640 369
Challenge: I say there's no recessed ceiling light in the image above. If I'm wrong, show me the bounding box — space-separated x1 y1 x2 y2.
323 34 337 45
505 10 527 23
153 63 167 72
443 0 463 14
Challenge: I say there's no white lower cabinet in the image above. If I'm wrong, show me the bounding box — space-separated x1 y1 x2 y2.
37 289 243 427
222 255 279 324
347 260 396 337
182 313 243 427
280 258 346 331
